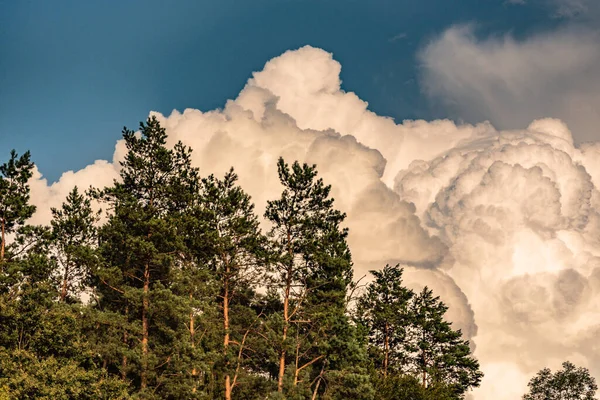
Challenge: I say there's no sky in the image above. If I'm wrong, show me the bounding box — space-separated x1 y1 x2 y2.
3 1 600 399
0 0 572 183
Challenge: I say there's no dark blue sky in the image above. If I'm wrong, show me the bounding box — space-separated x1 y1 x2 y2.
0 0 561 182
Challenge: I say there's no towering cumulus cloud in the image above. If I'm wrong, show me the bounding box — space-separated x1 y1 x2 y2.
29 46 600 399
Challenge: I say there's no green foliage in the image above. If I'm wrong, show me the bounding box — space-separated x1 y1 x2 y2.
0 150 36 261
407 287 482 395
357 266 482 398
0 226 128 399
523 361 598 400
0 350 129 400
372 374 458 400
90 116 202 397
51 186 99 302
265 157 370 397
0 118 493 399
356 264 413 377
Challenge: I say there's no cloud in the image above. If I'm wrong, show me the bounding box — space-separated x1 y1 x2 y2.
388 32 408 42
396 117 600 398
419 25 600 144
22 46 600 399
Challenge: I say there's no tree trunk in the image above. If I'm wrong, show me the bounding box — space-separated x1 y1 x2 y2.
141 262 150 389
224 270 232 400
60 262 70 302
277 267 292 392
293 332 301 386
311 367 324 400
1 218 5 263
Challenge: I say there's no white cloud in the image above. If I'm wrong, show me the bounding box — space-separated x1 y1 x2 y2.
23 46 600 399
396 117 600 398
419 25 600 144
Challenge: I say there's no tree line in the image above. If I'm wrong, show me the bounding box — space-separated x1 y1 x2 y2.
0 117 594 399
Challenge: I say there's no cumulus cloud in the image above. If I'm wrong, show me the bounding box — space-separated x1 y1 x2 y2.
419 25 600 144
23 46 600 399
396 117 600 398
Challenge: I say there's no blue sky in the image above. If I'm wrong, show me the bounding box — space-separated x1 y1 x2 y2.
0 0 569 182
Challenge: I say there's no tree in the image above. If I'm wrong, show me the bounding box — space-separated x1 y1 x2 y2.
406 287 482 396
523 361 598 400
356 264 413 379
51 186 99 302
265 158 369 398
372 374 457 400
0 212 128 399
0 150 36 263
91 116 200 396
358 268 482 399
201 169 268 400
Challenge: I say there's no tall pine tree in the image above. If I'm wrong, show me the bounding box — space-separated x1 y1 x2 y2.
356 264 413 379
91 116 200 397
265 158 370 399
0 150 36 263
407 287 482 396
201 169 268 399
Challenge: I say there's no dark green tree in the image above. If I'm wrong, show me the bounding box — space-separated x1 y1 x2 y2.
356 264 413 379
523 361 598 400
0 150 36 263
91 116 200 397
51 186 99 302
265 158 370 399
168 205 220 399
201 169 269 400
407 287 482 397
0 211 128 399
372 374 457 400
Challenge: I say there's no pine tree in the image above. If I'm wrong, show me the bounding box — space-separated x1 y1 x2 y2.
201 169 268 399
91 116 200 397
170 202 221 398
51 186 99 302
0 150 36 263
0 200 127 399
407 287 482 396
265 158 369 398
356 264 413 379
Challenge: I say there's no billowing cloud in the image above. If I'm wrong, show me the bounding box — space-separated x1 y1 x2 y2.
396 118 600 398
25 46 600 399
419 25 600 144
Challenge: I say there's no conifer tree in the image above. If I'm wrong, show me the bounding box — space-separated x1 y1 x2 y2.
358 269 482 399
91 116 200 396
265 158 369 398
407 287 482 396
0 176 127 398
201 169 268 399
170 203 221 398
51 186 99 302
356 264 413 379
0 150 36 263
